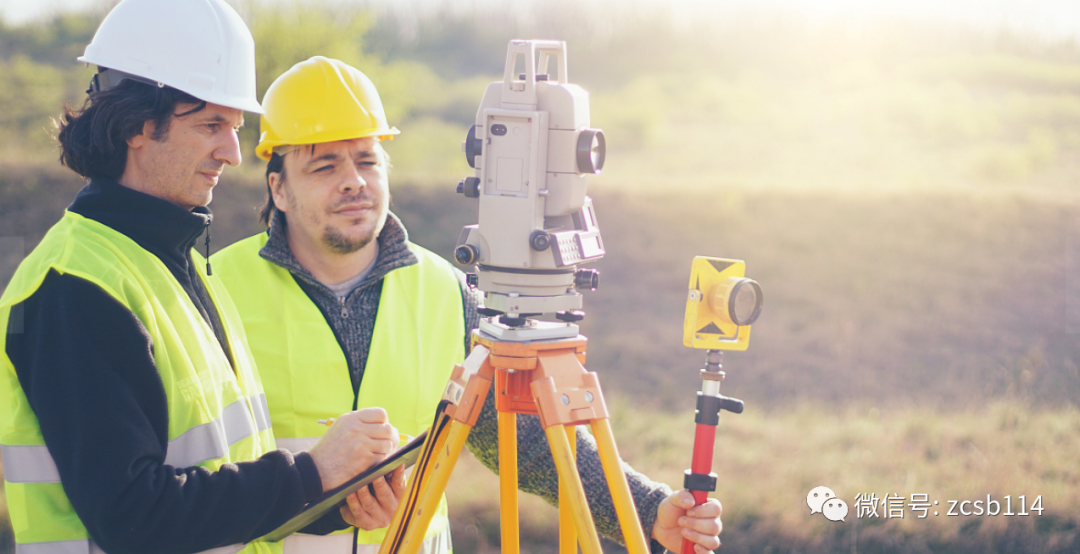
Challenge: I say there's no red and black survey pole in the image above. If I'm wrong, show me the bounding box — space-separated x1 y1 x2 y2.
682 349 743 554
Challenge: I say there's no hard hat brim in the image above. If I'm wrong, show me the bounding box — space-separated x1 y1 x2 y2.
256 127 400 161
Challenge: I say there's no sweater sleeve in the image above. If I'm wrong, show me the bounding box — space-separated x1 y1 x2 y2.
5 271 324 554
455 272 671 553
466 388 672 553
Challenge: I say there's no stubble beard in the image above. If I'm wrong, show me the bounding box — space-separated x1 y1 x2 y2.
323 222 374 254
321 207 388 255
282 179 390 255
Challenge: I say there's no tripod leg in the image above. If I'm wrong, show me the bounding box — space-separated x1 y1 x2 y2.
559 424 578 554
546 424 603 554
378 416 448 554
592 418 651 554
396 420 473 554
499 411 520 554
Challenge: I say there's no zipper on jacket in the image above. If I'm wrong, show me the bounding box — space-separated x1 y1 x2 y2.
203 221 213 276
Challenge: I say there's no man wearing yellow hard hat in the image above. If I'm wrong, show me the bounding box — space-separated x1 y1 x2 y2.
214 56 722 554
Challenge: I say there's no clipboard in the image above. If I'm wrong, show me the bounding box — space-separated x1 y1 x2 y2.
262 430 429 542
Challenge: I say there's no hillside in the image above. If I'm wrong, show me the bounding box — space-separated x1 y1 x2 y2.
3 165 1077 412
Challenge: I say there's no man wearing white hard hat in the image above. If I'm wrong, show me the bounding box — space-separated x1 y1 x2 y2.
0 2 391 554
214 56 723 554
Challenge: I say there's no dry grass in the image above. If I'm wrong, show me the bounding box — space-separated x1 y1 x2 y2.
3 164 1079 553
440 399 1080 553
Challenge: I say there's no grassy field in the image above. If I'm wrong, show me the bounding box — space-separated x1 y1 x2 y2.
1 166 1078 552
443 400 1080 553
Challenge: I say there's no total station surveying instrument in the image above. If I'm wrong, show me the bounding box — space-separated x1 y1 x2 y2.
375 40 649 554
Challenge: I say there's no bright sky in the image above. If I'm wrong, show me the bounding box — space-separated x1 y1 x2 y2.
2 0 1078 41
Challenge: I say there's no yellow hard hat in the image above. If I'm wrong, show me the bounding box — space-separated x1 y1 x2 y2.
256 56 399 161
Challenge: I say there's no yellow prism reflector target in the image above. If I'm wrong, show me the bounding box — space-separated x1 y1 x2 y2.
683 257 763 350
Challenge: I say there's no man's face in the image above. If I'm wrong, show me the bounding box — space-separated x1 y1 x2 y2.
270 137 390 257
126 102 244 210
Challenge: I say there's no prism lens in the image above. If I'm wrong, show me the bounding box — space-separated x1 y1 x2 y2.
728 279 763 326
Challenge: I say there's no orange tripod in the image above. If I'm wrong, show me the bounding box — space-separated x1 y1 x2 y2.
378 329 650 554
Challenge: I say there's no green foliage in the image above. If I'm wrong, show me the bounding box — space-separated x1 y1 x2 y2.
914 53 1080 93
0 14 97 66
0 55 65 151
2 2 1079 190
382 116 471 185
244 2 373 97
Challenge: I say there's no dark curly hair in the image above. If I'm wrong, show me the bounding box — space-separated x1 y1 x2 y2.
57 78 206 181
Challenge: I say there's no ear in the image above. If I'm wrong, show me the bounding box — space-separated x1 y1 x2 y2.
127 120 155 150
268 171 289 214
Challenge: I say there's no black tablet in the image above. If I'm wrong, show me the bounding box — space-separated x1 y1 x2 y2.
261 431 428 542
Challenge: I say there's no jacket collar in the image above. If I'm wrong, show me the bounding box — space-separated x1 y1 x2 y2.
68 178 212 265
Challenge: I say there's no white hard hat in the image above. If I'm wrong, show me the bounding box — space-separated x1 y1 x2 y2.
79 0 263 114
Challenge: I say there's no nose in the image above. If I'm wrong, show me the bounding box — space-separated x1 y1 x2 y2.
340 163 367 192
214 128 242 167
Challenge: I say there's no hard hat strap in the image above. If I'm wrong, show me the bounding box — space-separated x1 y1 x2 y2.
87 67 165 95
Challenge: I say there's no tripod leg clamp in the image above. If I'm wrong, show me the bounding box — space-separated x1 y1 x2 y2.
683 470 717 492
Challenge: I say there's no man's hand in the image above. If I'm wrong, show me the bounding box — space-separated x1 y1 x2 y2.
340 465 407 530
651 490 722 554
308 408 399 492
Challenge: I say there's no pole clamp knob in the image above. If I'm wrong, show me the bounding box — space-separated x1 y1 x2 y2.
684 470 717 492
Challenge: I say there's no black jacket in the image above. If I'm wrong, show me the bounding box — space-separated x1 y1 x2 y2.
4 179 334 554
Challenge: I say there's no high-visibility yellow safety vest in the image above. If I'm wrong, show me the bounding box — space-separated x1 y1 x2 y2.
214 233 464 554
0 212 278 554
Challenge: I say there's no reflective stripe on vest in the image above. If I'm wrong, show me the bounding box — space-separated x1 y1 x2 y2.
14 538 105 554
14 539 247 554
215 233 465 552
282 528 452 554
2 393 271 483
164 393 272 468
274 437 318 454
0 212 277 554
